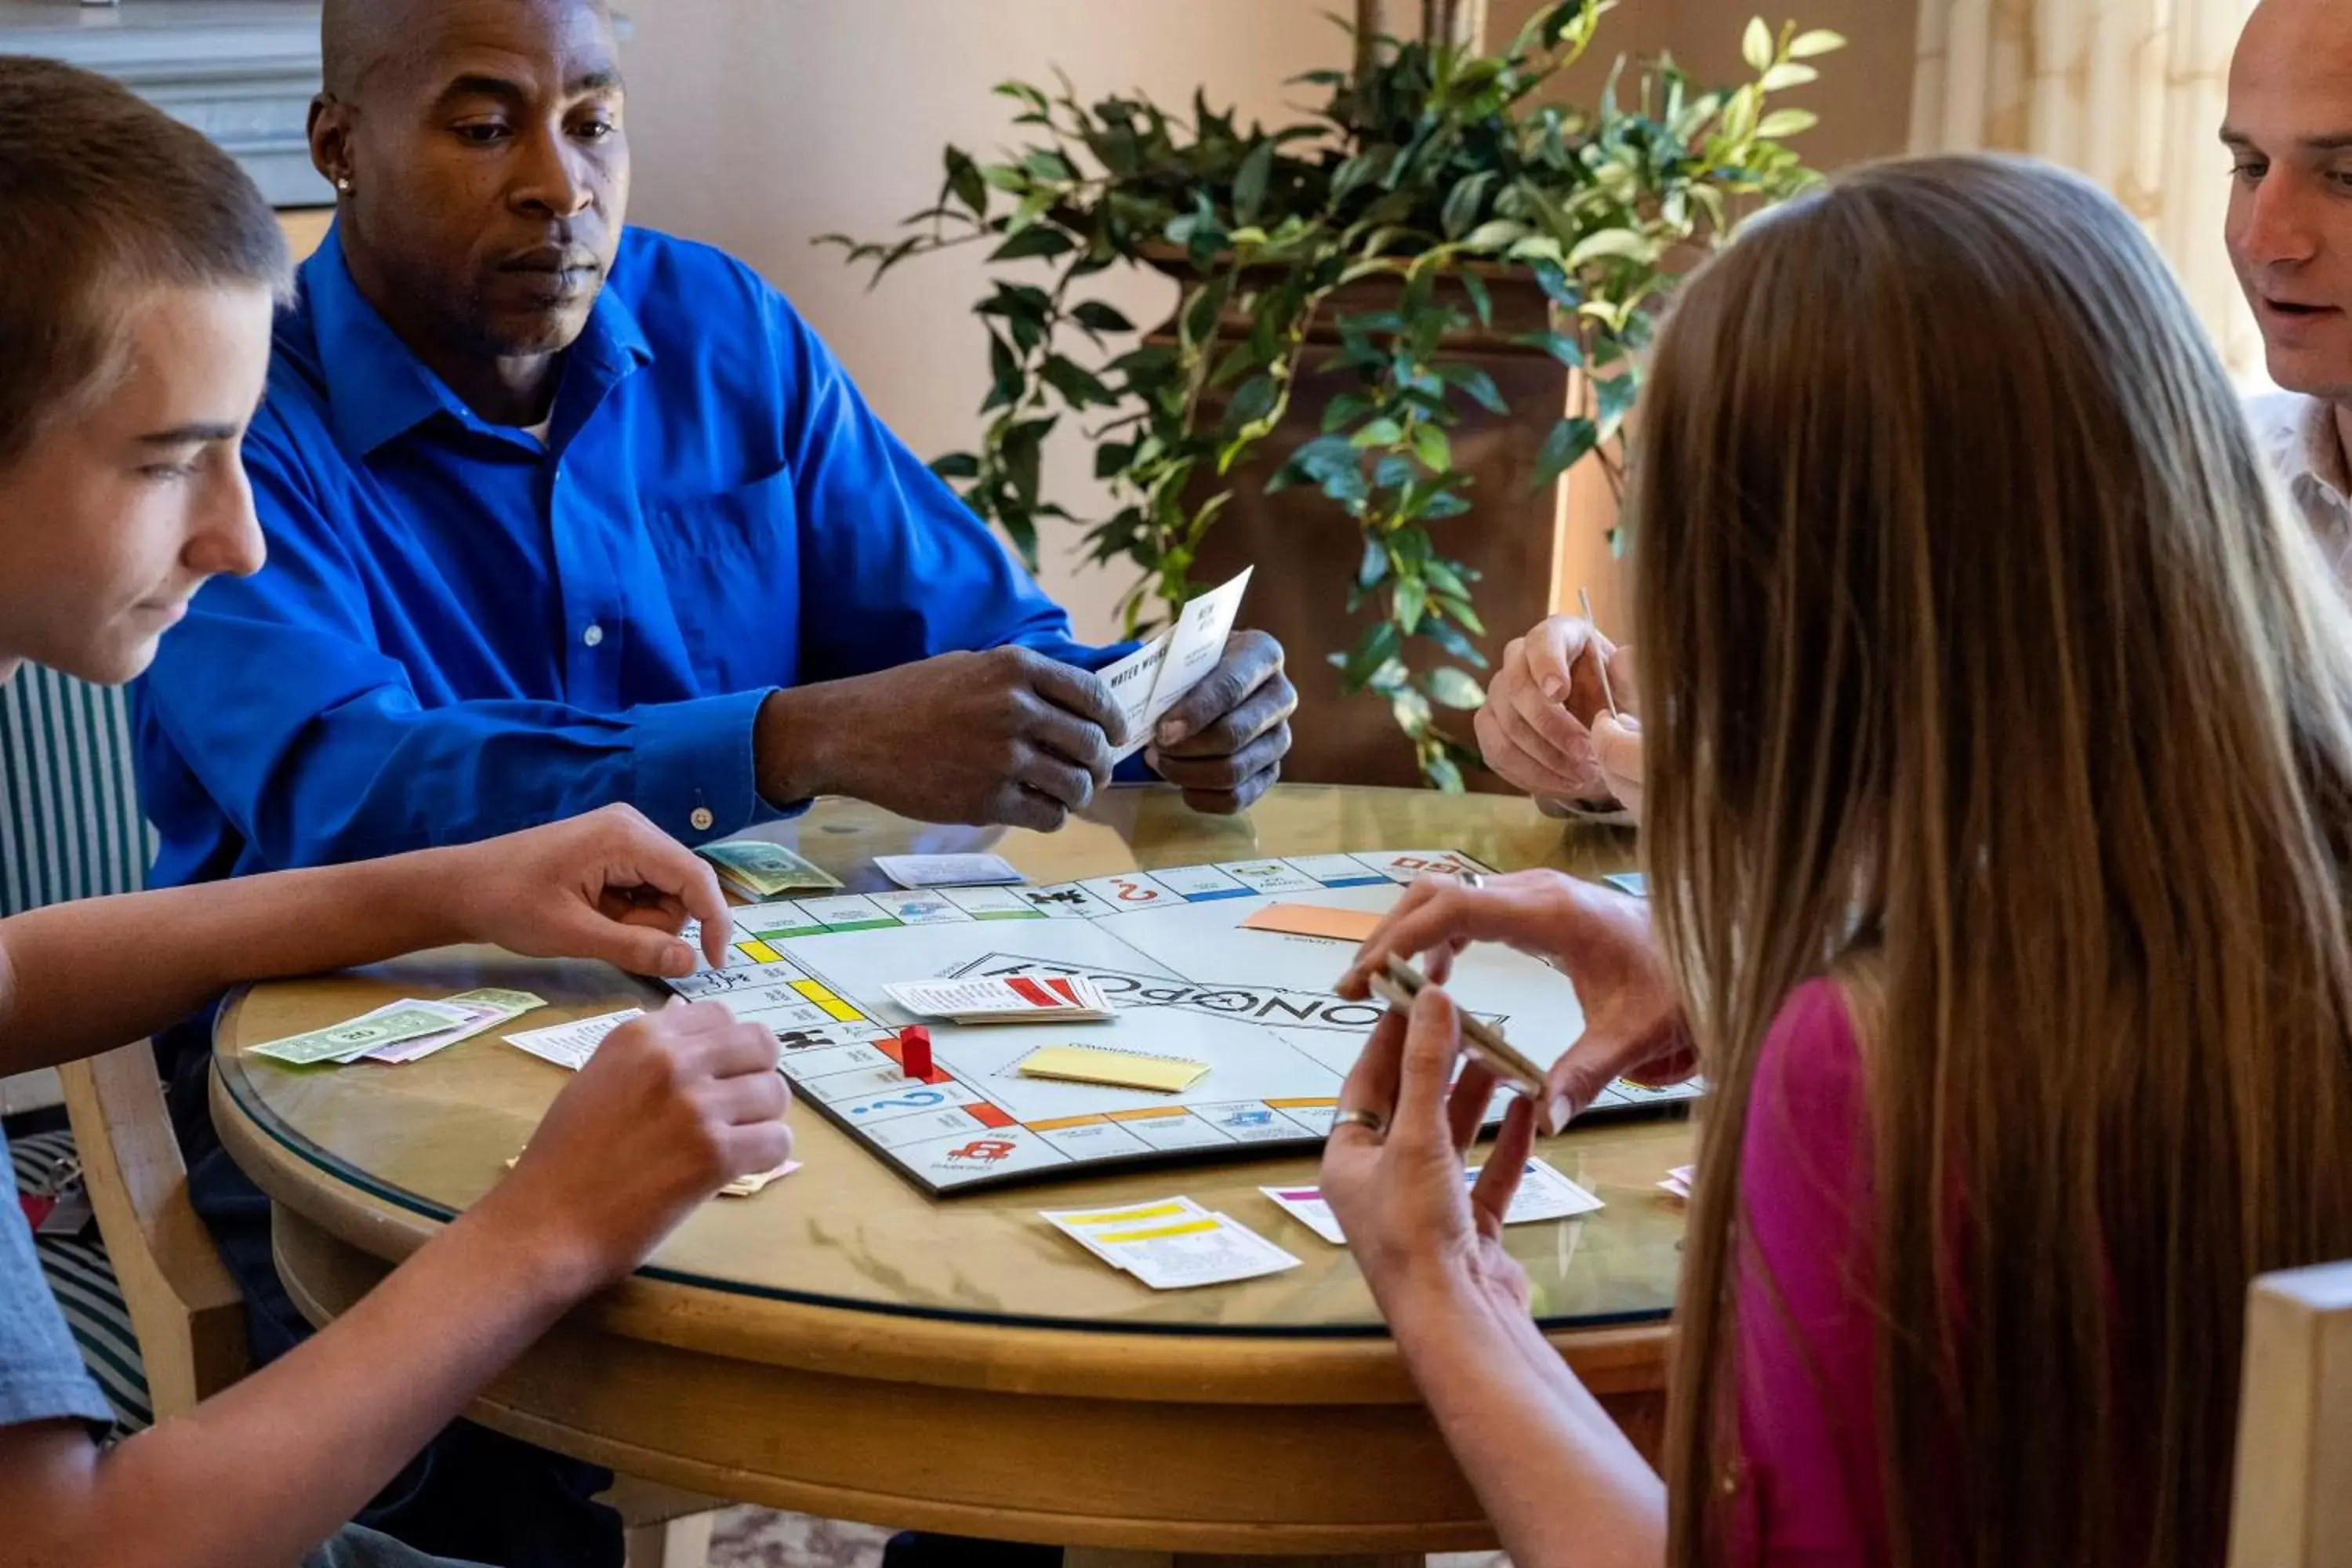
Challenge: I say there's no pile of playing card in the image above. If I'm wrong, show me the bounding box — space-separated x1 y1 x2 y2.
695 839 841 899
873 853 1024 889
250 989 550 1066
884 974 1112 1024
1042 1196 1300 1290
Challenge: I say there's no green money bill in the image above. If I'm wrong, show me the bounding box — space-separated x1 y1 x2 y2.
696 839 842 895
250 1000 477 1066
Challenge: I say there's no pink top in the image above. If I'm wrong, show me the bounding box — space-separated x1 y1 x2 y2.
1730 978 1888 1566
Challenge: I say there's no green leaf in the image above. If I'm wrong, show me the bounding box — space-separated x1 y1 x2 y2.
1461 271 1494 330
1322 391 1374 434
1071 300 1136 335
929 452 982 481
1390 684 1434 733
1233 140 1276 224
1227 373 1279 427
1423 617 1486 667
1022 148 1079 183
989 226 1076 262
1423 750 1465 793
1412 423 1453 471
1358 535 1391 592
1272 433 1361 495
1595 373 1638 441
1340 619 1403 688
1424 560 1469 599
1534 416 1599 489
1464 219 1530 251
1514 328 1584 371
982 332 1024 414
1394 575 1428 634
1351 417 1406 448
1435 593 1486 635
944 147 988 217
1437 362 1508 415
1755 107 1820 140
1788 28 1847 58
1567 228 1650 268
1741 16 1774 73
1181 277 1232 351
1426 667 1486 710
1759 62 1820 93
1440 170 1495 240
1006 188 1057 234
1040 354 1114 409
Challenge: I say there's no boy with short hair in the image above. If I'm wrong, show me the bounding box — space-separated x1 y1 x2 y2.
0 56 792 1568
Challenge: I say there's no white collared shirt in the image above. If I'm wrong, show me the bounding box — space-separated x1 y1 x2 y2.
2248 390 2352 583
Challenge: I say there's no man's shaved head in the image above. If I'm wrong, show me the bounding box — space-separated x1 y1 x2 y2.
2227 0 2352 399
307 0 627 423
321 0 612 100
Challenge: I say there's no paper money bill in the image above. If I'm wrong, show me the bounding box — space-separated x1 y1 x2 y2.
364 989 550 1065
695 839 842 897
251 999 481 1066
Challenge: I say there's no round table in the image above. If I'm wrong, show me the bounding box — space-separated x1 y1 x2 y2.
212 786 1690 1566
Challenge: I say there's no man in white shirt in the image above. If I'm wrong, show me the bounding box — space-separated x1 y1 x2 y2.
2230 0 2352 579
1485 0 2350 819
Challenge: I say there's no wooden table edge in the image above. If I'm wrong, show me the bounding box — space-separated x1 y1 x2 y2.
212 1051 1671 1405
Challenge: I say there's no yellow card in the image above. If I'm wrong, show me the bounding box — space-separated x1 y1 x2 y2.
1016 1044 1209 1094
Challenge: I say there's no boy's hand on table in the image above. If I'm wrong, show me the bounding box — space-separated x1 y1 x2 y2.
442 804 734 978
482 998 793 1300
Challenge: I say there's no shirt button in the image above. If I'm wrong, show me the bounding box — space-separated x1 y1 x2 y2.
689 808 715 832
582 623 604 648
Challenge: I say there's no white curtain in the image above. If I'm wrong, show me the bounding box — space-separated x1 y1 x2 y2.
1910 0 2263 381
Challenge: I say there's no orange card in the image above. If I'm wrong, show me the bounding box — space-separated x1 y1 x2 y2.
1240 903 1385 942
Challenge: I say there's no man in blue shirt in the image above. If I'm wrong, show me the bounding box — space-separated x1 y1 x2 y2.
130 1 1294 1564
133 0 1295 891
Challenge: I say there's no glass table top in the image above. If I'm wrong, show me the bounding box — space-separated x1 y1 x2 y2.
215 785 1690 1337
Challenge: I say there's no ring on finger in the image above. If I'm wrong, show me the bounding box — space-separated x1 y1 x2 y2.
1330 1106 1388 1138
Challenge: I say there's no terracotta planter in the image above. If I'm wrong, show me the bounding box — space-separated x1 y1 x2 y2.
1149 265 1584 788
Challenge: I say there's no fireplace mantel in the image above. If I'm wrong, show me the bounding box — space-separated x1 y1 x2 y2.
0 1 328 205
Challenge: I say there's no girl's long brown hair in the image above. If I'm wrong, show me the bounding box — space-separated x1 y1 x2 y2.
1641 155 2352 1566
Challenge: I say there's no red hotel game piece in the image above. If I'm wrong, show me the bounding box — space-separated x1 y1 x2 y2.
899 1025 933 1080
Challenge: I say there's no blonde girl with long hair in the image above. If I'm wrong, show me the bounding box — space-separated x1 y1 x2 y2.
1321 152 2352 1567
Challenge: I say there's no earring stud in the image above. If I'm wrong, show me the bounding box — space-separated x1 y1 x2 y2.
335 176 352 192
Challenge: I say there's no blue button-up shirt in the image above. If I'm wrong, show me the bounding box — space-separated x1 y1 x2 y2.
132 226 1120 884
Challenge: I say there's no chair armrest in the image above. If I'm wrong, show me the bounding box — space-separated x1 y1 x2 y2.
57 1043 247 1417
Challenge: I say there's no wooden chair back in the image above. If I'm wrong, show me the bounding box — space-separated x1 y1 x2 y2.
2230 1261 2352 1568
56 1044 247 1419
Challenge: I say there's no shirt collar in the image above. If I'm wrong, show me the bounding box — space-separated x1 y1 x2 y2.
2249 391 2352 510
305 224 654 462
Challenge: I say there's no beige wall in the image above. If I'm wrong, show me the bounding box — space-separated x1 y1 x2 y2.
621 0 1922 644
622 2 1348 642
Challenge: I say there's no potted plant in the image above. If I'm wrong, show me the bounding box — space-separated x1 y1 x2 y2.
825 0 1840 788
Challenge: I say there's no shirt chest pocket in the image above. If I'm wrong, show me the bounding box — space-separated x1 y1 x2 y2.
644 466 803 691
